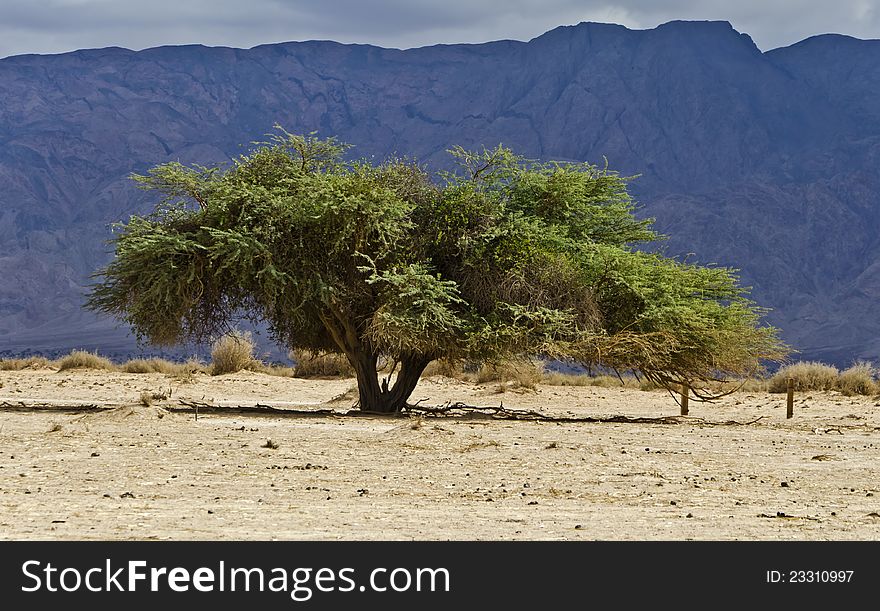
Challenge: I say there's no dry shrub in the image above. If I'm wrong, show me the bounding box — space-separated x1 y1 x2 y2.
291 349 354 378
57 350 116 371
839 362 876 396
473 363 506 384
211 331 256 375
590 374 635 388
586 374 618 388
768 361 839 393
253 363 297 377
538 370 645 389
0 356 53 370
540 372 591 386
122 359 155 374
704 377 769 394
121 358 178 374
424 359 650 390
477 361 543 391
167 358 207 383
421 359 467 379
139 388 170 406
0 359 21 371
121 356 207 380
732 378 769 393
637 378 662 391
547 373 642 389
421 359 483 381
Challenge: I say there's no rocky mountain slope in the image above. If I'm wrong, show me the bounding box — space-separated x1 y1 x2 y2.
1 20 878 364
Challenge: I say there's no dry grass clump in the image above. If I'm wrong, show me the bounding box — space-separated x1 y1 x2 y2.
594 374 642 389
768 360 876 395
57 350 116 371
838 362 876 396
122 359 156 374
0 356 53 370
704 377 770 394
637 378 662 391
122 357 210 379
541 371 647 389
421 359 653 391
585 374 620 388
291 349 354 378
733 377 770 393
210 331 257 375
121 358 179 374
473 362 526 384
421 359 467 379
251 362 297 377
476 361 543 392
539 371 592 386
167 358 208 383
139 389 170 406
768 361 839 393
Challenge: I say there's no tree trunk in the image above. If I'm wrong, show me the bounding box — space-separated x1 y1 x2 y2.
320 306 430 412
386 355 430 410
351 351 383 412
351 352 430 413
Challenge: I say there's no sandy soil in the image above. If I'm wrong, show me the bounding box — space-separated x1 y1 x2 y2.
1 368 879 540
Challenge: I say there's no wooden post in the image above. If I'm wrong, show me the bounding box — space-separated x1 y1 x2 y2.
680 383 689 416
786 378 794 419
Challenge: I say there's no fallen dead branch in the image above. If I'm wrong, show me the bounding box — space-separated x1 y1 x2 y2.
0 398 772 426
403 401 768 426
0 401 101 412
758 512 820 521
170 401 338 418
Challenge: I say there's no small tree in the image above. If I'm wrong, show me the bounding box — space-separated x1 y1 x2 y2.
87 128 786 412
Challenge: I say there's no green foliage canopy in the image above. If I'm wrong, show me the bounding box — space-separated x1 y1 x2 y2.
88 128 786 411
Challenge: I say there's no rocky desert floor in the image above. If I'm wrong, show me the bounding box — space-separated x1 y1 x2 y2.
1 367 879 540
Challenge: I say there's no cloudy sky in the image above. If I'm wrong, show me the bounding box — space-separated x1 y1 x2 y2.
0 0 876 58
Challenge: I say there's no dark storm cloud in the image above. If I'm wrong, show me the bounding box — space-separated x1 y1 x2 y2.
0 0 877 59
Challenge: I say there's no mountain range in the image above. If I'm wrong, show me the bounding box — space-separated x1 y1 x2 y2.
1 20 879 365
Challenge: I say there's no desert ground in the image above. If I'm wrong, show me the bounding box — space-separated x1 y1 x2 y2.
1 367 879 540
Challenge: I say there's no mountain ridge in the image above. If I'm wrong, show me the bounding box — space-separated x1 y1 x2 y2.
1 20 879 365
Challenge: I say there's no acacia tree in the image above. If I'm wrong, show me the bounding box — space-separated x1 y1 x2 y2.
87 128 786 412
